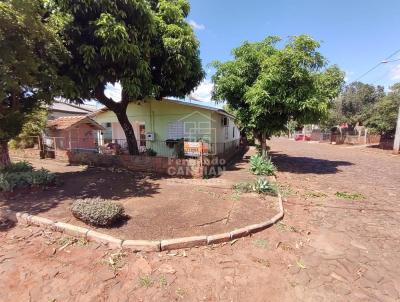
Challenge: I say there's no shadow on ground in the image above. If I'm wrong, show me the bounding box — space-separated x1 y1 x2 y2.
271 152 353 174
0 167 161 227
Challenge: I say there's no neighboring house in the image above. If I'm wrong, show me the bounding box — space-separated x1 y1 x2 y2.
46 116 104 151
92 98 240 157
48 101 97 120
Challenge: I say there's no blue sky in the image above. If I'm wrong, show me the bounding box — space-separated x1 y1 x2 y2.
105 0 400 108
188 0 400 104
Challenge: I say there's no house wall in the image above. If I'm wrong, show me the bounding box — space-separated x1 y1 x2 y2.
211 112 240 155
47 124 98 150
94 99 240 156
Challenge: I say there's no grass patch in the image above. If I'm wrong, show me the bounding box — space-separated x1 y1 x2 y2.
252 257 270 268
277 183 295 197
57 236 88 248
103 250 127 271
296 260 307 269
159 275 168 288
304 191 327 198
232 182 253 193
276 222 298 233
175 288 186 299
232 179 278 196
253 239 269 249
335 191 365 200
138 275 154 288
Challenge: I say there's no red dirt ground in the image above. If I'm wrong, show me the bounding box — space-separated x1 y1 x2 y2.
1 152 278 240
1 138 399 301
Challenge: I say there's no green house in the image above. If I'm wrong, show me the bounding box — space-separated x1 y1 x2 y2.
92 98 240 157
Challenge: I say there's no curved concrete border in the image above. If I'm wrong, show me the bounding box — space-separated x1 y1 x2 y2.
7 184 284 252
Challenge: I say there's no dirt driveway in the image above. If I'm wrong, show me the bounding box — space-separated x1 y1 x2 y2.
1 138 399 301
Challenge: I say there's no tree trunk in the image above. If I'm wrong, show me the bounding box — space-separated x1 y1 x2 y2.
261 132 267 158
115 110 139 155
0 140 11 168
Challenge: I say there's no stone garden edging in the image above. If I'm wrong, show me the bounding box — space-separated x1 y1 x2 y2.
8 181 284 252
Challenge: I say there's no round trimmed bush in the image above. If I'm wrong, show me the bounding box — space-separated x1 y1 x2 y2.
71 198 125 227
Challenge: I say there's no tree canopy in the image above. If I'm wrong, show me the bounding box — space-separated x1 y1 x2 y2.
324 81 385 127
212 35 344 154
55 0 204 154
363 83 400 135
0 0 65 167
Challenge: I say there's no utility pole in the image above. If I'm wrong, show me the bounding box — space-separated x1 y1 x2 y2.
394 105 400 154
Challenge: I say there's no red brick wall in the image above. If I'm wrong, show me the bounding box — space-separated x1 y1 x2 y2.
67 151 205 178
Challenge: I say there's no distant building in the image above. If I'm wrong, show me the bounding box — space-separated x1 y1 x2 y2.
48 101 97 120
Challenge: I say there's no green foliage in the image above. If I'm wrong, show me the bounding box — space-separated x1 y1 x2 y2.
71 198 125 227
0 0 65 165
0 161 33 173
249 154 276 176
363 84 400 134
8 107 47 149
232 178 277 195
0 164 55 192
324 81 385 128
252 178 277 195
0 0 65 141
54 0 204 155
335 191 365 200
212 35 344 150
286 120 298 137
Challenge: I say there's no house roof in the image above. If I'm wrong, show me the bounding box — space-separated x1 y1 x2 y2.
47 116 105 131
90 98 235 119
50 101 96 115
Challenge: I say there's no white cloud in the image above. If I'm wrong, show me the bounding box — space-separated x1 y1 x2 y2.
188 19 205 30
190 79 214 102
104 82 122 102
390 64 400 81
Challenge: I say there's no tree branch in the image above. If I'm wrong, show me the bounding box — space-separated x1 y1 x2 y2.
94 84 119 112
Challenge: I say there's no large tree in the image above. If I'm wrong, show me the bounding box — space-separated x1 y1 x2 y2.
55 0 204 154
212 35 344 156
326 81 385 127
0 0 65 167
363 83 400 135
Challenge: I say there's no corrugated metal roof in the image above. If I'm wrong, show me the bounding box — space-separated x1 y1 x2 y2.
50 102 96 114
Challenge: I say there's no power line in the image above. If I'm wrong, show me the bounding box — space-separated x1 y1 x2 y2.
354 48 400 82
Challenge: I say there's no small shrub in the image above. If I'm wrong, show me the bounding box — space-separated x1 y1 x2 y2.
0 167 54 192
30 168 56 186
71 198 125 227
249 154 276 176
252 178 277 195
232 178 277 196
1 161 33 173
